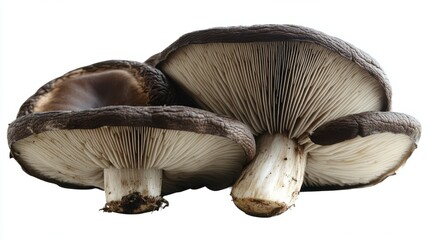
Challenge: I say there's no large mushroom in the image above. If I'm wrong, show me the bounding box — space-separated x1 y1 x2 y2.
7 60 256 214
147 25 419 217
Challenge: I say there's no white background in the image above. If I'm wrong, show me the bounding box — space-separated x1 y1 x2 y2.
1 0 428 239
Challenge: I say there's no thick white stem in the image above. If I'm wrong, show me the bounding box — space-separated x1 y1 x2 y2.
231 134 307 217
103 168 167 214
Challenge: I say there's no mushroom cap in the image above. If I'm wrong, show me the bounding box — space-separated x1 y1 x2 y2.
17 60 178 117
303 111 421 191
147 24 391 137
7 105 256 194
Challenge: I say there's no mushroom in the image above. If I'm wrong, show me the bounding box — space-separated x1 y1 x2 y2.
305 111 421 191
8 60 255 213
146 24 418 217
16 59 178 117
7 105 255 213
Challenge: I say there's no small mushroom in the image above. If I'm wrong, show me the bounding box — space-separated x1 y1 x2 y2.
7 106 255 214
17 60 176 117
146 25 417 217
305 111 421 190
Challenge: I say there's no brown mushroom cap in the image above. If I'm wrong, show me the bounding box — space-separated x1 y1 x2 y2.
304 111 421 190
7 105 256 194
17 60 178 117
147 24 391 137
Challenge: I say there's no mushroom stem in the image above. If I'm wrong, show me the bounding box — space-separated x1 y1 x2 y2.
231 134 306 217
102 168 168 214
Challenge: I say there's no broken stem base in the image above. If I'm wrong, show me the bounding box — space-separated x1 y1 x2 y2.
231 133 307 217
103 168 167 214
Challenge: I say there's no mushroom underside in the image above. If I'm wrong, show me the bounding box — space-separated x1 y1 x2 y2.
8 105 256 214
159 41 387 136
304 132 416 190
11 125 247 195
